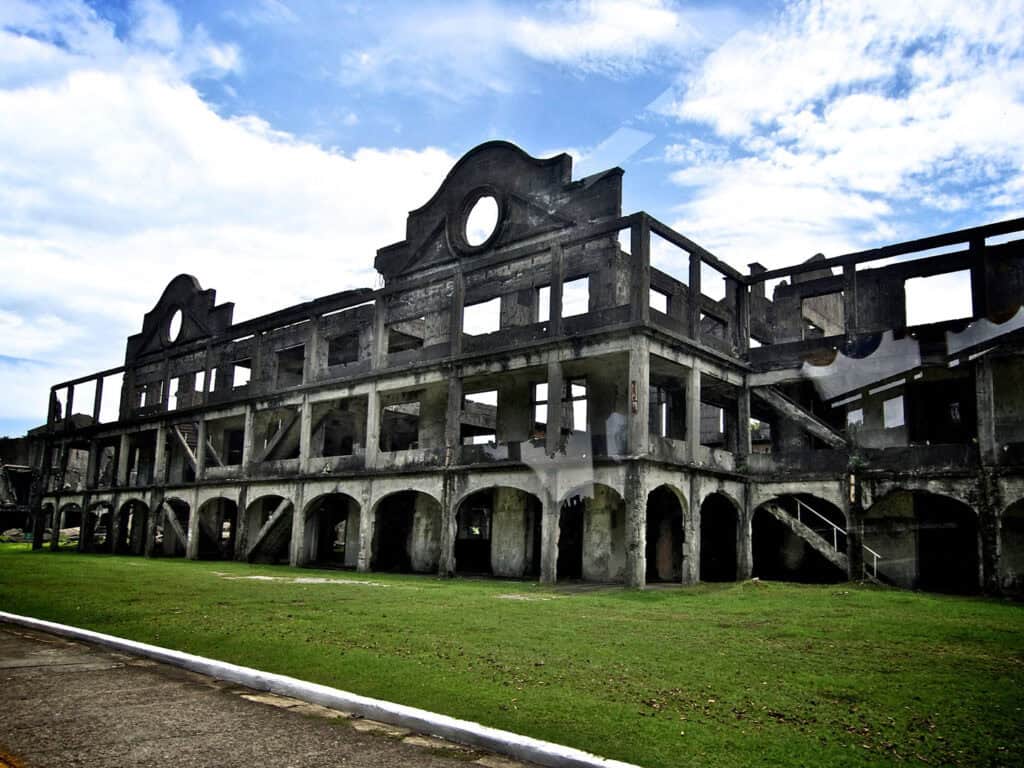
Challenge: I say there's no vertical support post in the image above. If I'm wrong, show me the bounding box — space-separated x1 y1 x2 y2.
444 375 463 465
64 385 75 433
195 418 208 480
627 338 650 455
549 244 564 336
117 433 130 487
241 404 255 475
438 474 457 577
85 440 99 490
364 386 380 470
623 462 646 588
357 483 373 573
736 386 751 462
846 473 865 580
153 422 167 484
737 483 753 580
305 315 321 384
450 270 465 356
969 237 989 319
186 496 201 560
687 365 701 462
539 476 559 584
842 264 858 337
735 280 750 354
371 298 388 369
975 356 998 465
545 361 564 455
683 474 701 584
92 378 104 423
298 396 312 474
631 217 651 325
688 254 702 341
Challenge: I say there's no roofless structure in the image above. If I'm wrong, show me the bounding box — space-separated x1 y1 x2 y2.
30 141 1024 593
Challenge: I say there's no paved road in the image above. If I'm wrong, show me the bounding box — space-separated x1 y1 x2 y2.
0 625 525 768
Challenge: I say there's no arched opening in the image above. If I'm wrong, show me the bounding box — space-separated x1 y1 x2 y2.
752 494 846 583
372 491 440 574
645 485 685 583
304 493 360 568
455 487 542 578
154 498 190 557
700 493 739 582
83 503 114 553
244 495 292 564
864 490 979 593
117 500 149 555
56 504 81 549
196 498 239 560
1000 500 1024 593
558 484 626 583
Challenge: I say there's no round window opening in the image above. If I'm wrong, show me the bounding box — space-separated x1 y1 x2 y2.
464 195 499 247
167 308 183 343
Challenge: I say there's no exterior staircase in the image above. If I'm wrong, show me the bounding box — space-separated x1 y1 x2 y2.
763 497 883 582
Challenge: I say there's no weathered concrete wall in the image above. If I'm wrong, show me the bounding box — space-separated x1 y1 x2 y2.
490 487 530 577
409 494 440 573
581 485 625 582
863 492 917 588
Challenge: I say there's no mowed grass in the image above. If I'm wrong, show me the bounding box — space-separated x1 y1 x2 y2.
1 544 1021 768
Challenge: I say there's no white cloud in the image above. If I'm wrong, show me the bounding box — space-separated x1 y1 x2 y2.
0 2 455 432
662 0 1024 269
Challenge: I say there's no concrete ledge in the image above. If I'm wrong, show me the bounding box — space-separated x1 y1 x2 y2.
0 611 639 768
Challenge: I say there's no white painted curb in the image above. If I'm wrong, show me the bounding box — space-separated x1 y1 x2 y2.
0 611 640 768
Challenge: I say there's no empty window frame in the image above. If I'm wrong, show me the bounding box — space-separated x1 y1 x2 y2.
463 297 501 335
565 379 588 433
536 285 551 323
388 317 425 353
847 407 864 427
532 383 548 435
561 277 589 317
168 377 180 410
649 287 670 314
883 396 905 429
327 332 360 366
232 359 252 388
380 402 420 451
904 270 972 326
276 345 305 388
801 293 845 337
462 389 498 445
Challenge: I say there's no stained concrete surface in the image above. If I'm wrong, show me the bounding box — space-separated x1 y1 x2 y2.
0 625 528 768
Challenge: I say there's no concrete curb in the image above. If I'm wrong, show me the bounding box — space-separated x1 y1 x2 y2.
0 611 640 768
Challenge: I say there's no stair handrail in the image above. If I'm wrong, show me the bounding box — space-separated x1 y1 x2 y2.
792 498 882 579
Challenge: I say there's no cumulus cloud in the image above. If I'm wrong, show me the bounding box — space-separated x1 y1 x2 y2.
0 1 455 433
662 0 1024 268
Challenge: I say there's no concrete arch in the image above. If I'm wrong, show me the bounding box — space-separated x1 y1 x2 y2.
116 498 150 555
243 494 294 565
751 493 846 585
82 500 115 553
866 480 976 512
863 489 980 593
1000 498 1024 593
152 497 191 558
195 496 239 560
645 483 688 583
302 492 360 568
370 490 441 574
56 502 82 536
557 483 625 583
700 491 740 582
454 486 542 578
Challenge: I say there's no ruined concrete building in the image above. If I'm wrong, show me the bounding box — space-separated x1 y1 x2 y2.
29 142 1024 593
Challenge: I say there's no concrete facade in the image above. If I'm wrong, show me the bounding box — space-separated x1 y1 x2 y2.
28 141 1024 594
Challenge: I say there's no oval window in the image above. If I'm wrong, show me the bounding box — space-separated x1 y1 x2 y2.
465 195 499 247
167 308 183 342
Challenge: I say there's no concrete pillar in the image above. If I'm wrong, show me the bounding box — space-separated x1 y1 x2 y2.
976 357 998 465
444 376 463 465
683 474 701 584
549 244 564 336
737 483 754 580
241 405 255 475
631 217 650 325
687 366 701 462
364 386 380 470
186 497 201 560
298 397 312 473
371 299 388 369
357 484 374 573
116 433 130 487
85 440 99 489
688 253 701 340
736 388 751 461
289 485 307 567
545 361 564 455
845 474 865 581
539 476 559 584
195 419 208 480
628 339 650 456
153 423 167 484
450 271 465 355
438 474 457 577
144 499 162 557
623 462 647 588
234 486 249 562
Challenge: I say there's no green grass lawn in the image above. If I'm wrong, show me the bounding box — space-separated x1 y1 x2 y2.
1 544 1021 768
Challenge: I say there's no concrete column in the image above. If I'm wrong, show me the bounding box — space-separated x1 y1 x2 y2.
737 483 754 580
371 299 388 369
688 254 701 340
234 487 249 562
845 473 864 581
623 462 647 588
92 378 104 422
305 316 322 383
734 280 750 354
195 419 208 480
438 474 457 577
545 361 563 455
976 356 998 465
241 405 255 475
450 271 465 356
631 217 651 325
549 244 564 336
298 397 312 473
444 376 463 466
684 474 701 583
144 500 162 557
116 433 130 487
736 387 751 461
49 504 62 551
186 497 201 560
686 365 701 462
153 423 167 484
357 483 374 573
289 485 307 567
539 476 560 584
364 386 380 470
628 339 650 456
85 440 99 490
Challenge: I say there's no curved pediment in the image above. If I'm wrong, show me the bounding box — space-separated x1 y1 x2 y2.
375 141 622 282
125 274 234 362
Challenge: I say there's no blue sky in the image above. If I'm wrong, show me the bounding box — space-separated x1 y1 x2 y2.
1 0 1023 437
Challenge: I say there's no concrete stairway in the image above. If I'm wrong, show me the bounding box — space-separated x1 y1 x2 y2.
762 502 849 573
